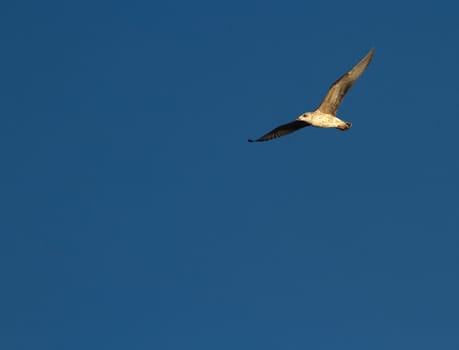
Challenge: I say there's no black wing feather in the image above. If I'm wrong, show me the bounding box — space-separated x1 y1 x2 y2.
248 120 310 142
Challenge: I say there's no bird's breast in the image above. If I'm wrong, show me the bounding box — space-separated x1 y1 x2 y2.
299 111 345 128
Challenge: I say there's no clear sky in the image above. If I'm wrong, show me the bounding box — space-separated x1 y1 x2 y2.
1 1 458 349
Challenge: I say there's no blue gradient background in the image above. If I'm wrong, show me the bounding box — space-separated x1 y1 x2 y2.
1 1 458 349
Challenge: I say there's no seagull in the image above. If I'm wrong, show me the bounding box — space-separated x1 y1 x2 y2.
248 48 374 142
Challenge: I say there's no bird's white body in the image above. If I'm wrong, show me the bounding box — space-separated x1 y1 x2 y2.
297 111 350 130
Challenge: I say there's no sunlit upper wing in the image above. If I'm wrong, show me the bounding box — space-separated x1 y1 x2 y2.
248 120 310 142
317 48 374 115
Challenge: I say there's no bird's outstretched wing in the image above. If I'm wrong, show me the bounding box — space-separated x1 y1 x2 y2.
248 120 310 142
317 48 374 115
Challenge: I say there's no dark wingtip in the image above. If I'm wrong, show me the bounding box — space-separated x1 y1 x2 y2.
248 139 255 143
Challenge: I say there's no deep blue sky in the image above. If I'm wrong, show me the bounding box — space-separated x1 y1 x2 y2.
1 1 458 349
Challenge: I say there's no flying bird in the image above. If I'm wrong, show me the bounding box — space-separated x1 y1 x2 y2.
248 48 374 142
